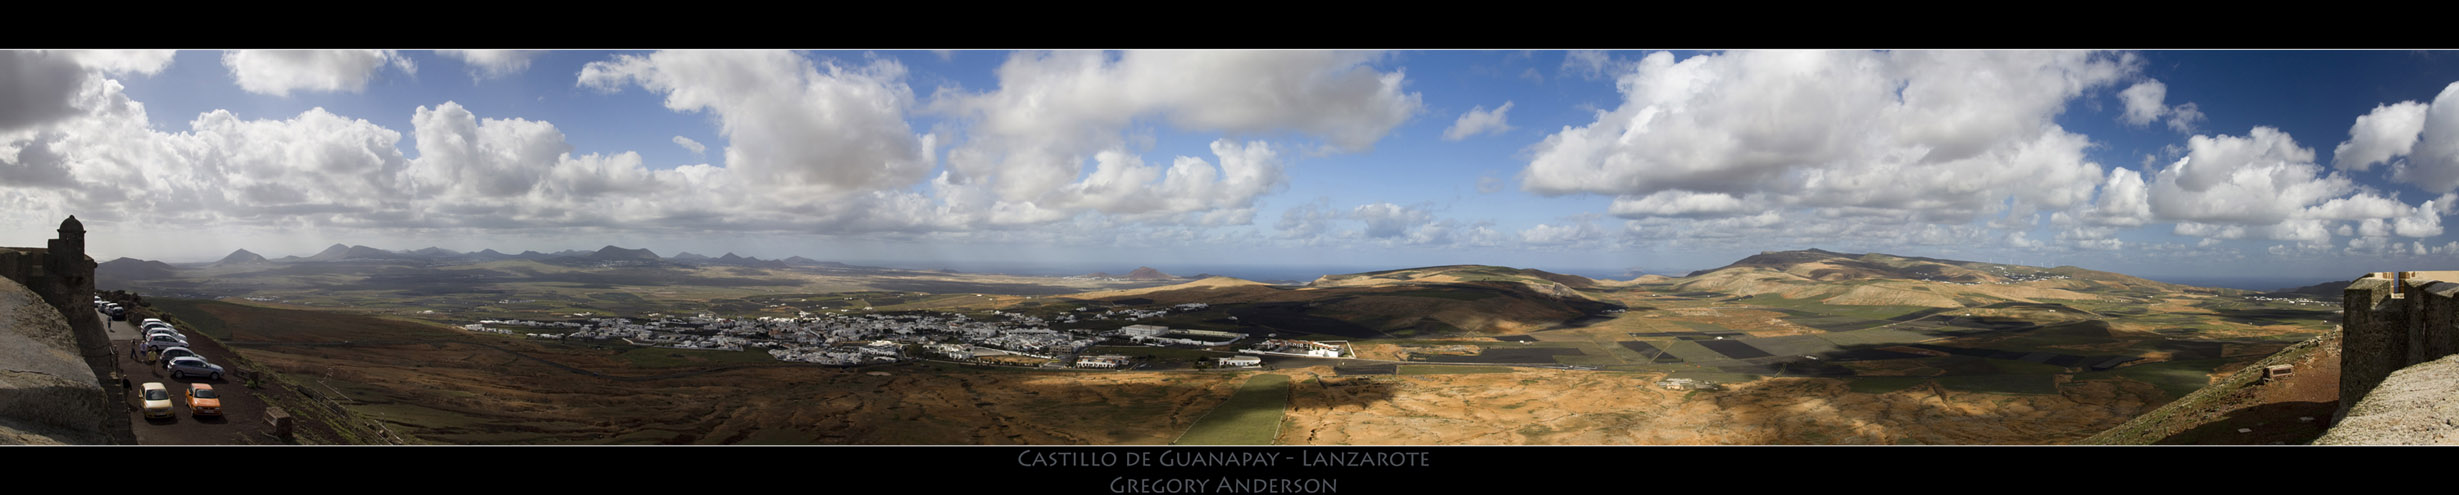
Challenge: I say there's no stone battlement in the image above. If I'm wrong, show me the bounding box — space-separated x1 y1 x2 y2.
0 216 126 444
2339 271 2459 420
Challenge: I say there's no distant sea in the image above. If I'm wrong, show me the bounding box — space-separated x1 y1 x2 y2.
2143 276 2341 291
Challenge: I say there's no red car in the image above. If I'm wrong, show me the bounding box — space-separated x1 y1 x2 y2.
187 383 222 417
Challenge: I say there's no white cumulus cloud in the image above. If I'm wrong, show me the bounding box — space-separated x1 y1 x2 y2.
1442 101 1513 140
928 50 1418 225
1608 190 1755 219
439 50 542 80
2118 80 2169 125
221 50 408 96
57 49 177 77
672 136 705 155
2148 127 2356 228
2393 82 2459 193
2333 100 2429 172
1353 202 1434 239
2116 79 2204 132
2079 167 2153 227
1520 50 2131 226
581 50 932 197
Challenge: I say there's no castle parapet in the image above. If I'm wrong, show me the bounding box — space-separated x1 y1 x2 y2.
2341 271 2459 420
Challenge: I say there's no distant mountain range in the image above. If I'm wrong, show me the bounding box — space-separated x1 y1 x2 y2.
97 257 179 281
110 246 2268 311
179 244 881 271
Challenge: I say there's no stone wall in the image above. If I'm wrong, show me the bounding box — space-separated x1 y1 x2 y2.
2339 271 2459 421
0 276 110 444
0 217 128 444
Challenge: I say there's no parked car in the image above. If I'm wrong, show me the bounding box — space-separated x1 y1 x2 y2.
164 357 224 380
156 346 200 363
144 329 187 344
140 318 168 327
186 384 222 417
140 382 173 419
138 334 187 355
141 322 176 333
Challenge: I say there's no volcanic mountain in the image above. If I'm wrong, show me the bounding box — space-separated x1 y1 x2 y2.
215 249 268 265
467 249 515 262
97 257 179 281
1125 266 1175 281
589 245 661 261
302 244 403 262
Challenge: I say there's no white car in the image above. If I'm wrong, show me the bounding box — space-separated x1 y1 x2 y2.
165 356 224 381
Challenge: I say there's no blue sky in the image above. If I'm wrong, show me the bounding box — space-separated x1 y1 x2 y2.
7 49 2459 285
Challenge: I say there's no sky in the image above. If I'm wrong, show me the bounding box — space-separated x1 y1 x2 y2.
6 49 2459 285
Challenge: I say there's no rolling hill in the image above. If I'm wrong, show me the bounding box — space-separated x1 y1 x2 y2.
1053 265 1624 338
1651 249 2193 309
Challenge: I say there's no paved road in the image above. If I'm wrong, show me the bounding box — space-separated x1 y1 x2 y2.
107 309 272 444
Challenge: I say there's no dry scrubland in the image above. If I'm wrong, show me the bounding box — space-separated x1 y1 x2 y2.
125 250 2343 444
1282 367 2165 445
245 341 1253 444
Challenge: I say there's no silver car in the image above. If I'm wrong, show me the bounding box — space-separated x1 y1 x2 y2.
156 346 200 363
164 356 224 381
143 329 187 346
137 334 187 355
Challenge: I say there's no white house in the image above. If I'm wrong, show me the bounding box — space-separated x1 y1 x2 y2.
1120 324 1169 338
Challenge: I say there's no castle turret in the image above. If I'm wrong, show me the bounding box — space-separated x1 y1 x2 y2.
2 215 125 443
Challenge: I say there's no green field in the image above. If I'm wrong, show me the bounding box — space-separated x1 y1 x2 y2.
1174 374 1292 445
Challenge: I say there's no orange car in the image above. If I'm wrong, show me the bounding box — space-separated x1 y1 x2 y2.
186 383 222 417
